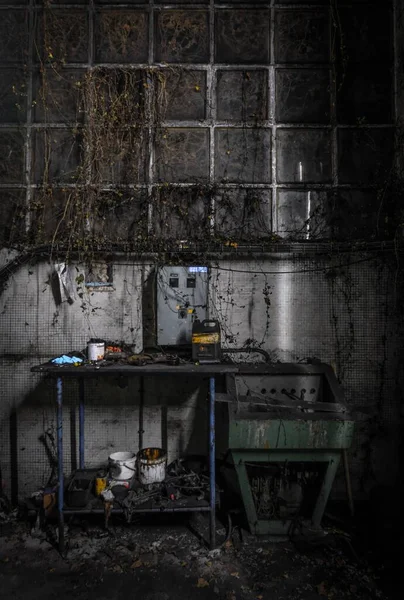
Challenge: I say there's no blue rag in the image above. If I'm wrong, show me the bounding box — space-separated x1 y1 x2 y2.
51 355 83 364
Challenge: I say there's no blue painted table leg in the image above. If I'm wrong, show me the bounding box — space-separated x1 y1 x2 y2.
209 376 216 549
78 379 85 469
56 377 65 553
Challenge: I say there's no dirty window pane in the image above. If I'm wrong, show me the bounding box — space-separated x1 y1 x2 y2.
32 129 82 183
0 130 25 183
0 189 26 246
330 190 381 241
35 0 88 3
86 68 146 122
216 70 267 122
155 128 209 183
337 65 393 124
35 10 88 64
215 10 270 64
276 190 330 240
217 0 269 3
32 68 85 123
96 129 148 184
155 10 209 64
91 190 147 246
157 69 206 121
276 69 330 124
335 8 392 64
215 128 271 183
276 129 331 183
155 0 208 3
95 10 148 64
338 129 394 185
215 188 271 240
153 186 211 241
0 9 28 62
0 68 27 123
276 0 329 3
29 188 72 244
95 0 148 4
274 10 329 64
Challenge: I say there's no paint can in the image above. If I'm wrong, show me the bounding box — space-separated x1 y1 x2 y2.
87 339 105 361
108 451 136 481
138 447 167 485
192 320 221 364
95 471 107 496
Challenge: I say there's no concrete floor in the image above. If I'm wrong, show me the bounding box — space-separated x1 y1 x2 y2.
0 513 393 600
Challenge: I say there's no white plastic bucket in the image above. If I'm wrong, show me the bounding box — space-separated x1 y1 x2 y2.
108 451 136 481
88 340 105 361
138 448 167 485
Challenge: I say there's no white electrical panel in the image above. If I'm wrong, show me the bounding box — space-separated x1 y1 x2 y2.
156 266 208 346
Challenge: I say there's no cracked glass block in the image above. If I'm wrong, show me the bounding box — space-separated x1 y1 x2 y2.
215 188 271 241
337 65 393 124
276 190 330 240
155 128 209 183
0 130 25 183
338 129 394 185
35 10 88 63
215 10 270 64
158 69 206 120
155 10 209 64
274 10 330 64
92 190 147 245
33 68 85 123
95 10 148 63
276 129 332 183
153 186 211 241
32 129 82 183
216 70 267 122
0 189 26 246
0 10 28 62
276 69 330 124
215 128 271 183
0 68 27 123
335 7 392 64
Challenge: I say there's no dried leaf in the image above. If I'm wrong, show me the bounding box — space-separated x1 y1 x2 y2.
197 577 209 588
131 559 143 569
231 572 240 578
317 581 328 596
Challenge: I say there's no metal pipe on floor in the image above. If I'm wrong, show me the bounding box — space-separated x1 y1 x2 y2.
62 506 211 515
209 376 216 549
56 377 65 552
78 379 85 469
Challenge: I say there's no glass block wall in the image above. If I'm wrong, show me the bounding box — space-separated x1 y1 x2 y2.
0 0 397 248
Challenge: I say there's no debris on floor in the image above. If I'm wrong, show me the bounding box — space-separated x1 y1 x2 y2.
0 513 393 600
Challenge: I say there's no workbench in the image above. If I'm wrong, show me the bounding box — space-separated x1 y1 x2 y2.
31 363 238 552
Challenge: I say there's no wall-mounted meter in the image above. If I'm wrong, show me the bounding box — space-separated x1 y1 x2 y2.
157 266 208 346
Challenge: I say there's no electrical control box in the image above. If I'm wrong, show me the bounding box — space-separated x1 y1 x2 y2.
157 266 208 346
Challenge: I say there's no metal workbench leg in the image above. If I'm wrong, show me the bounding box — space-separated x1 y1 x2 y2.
78 379 85 469
209 376 216 549
312 454 341 528
56 377 65 553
